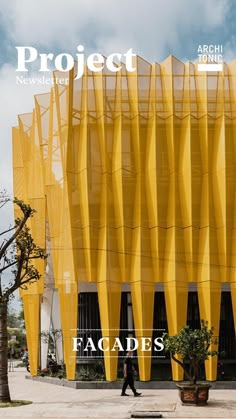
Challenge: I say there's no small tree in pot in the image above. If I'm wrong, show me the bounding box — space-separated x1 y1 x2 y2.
162 321 218 405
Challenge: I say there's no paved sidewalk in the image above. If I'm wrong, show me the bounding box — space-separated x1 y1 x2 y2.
1 368 236 418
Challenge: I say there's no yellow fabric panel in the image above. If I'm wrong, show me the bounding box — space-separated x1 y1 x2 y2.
97 281 121 381
58 283 78 380
197 281 221 381
22 294 40 376
131 282 155 381
13 112 46 297
12 56 236 381
164 281 188 381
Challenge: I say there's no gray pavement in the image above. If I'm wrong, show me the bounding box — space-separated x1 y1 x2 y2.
1 367 236 418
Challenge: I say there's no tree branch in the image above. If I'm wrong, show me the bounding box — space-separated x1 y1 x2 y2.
19 276 39 288
0 259 19 274
0 190 10 208
18 265 29 282
0 196 46 301
15 251 25 284
20 273 40 285
0 210 31 260
0 225 17 237
171 354 192 382
4 273 39 298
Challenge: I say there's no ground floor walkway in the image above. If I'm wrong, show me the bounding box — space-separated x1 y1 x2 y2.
1 368 236 418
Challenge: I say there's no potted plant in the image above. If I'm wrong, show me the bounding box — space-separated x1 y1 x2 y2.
162 320 218 405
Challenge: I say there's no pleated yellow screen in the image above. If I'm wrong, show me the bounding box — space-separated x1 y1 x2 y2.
12 56 236 381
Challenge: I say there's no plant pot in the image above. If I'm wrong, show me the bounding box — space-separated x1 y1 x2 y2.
176 383 211 405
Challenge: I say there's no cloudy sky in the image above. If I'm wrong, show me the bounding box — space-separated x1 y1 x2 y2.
0 0 235 308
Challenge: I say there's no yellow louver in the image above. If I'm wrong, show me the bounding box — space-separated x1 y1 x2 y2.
12 55 236 381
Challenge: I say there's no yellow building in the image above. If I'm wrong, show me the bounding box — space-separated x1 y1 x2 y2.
12 56 236 382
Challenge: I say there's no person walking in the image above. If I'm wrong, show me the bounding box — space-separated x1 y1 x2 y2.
121 350 142 397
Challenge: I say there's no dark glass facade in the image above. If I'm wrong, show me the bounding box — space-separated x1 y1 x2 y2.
78 291 236 380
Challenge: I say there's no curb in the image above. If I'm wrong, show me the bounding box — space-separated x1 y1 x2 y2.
25 376 236 390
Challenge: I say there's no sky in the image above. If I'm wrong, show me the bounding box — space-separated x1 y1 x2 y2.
0 0 235 310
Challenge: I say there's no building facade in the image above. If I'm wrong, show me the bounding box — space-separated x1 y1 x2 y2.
12 56 236 381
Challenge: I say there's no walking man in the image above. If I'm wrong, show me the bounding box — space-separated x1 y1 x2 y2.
121 350 142 397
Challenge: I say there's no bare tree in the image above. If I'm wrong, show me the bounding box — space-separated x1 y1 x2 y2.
0 196 47 403
0 190 10 209
40 328 63 363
